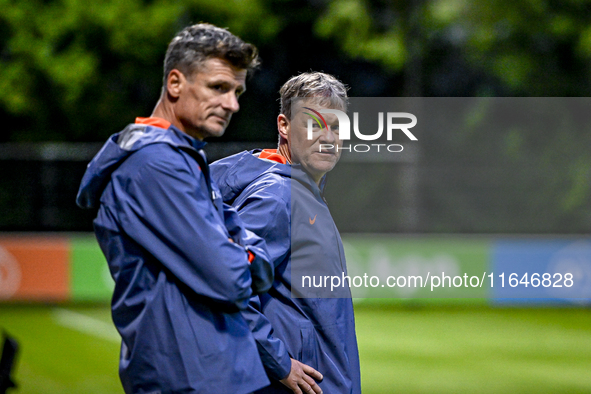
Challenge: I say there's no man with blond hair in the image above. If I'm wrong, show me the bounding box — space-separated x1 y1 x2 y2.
212 72 361 394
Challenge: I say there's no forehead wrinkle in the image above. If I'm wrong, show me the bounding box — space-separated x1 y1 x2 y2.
188 57 247 84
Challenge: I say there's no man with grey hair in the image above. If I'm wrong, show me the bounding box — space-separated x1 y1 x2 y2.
212 72 362 394
77 23 273 393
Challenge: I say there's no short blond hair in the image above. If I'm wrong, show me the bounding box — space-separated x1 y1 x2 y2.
279 72 348 120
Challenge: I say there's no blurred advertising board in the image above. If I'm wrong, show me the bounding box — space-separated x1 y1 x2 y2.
1 234 590 305
341 235 591 305
0 235 112 302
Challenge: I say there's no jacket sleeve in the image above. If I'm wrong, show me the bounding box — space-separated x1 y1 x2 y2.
223 203 274 295
232 183 293 380
115 145 253 309
243 296 292 381
233 183 291 268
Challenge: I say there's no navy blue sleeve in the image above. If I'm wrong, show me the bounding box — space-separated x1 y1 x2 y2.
233 184 293 380
234 184 291 268
243 296 292 381
116 145 253 309
223 203 274 295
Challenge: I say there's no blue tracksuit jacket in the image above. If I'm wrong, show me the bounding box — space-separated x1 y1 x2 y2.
76 122 273 394
211 150 362 394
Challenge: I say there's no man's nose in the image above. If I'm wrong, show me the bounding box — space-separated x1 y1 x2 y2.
320 126 337 143
221 92 240 113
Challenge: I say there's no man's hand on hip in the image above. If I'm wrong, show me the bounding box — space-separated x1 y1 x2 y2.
280 358 323 394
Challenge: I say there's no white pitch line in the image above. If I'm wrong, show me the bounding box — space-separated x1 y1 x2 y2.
52 308 120 343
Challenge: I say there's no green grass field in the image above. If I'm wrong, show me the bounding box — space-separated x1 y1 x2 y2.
1 303 590 393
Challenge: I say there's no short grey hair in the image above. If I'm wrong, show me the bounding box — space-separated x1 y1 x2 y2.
163 23 260 85
279 72 348 120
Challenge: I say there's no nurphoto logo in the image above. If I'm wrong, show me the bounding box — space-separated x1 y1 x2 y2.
303 107 418 153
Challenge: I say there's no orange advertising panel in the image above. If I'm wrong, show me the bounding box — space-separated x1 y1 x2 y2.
0 236 69 301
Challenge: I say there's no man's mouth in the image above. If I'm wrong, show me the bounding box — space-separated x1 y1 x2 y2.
211 114 229 124
316 149 336 156
317 148 336 155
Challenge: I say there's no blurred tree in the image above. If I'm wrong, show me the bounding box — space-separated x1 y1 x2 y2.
314 0 591 232
0 0 281 142
1 0 591 232
315 0 591 96
2 0 591 140
454 0 591 96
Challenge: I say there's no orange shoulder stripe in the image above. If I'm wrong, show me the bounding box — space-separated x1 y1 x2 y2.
135 117 172 130
259 149 288 164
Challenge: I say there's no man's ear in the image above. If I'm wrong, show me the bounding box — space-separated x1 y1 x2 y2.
166 69 185 99
277 114 290 142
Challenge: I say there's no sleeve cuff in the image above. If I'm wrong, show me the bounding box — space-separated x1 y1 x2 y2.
265 351 292 381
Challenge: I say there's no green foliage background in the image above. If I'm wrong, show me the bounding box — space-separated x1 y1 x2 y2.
3 0 591 143
2 0 591 233
0 0 283 142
